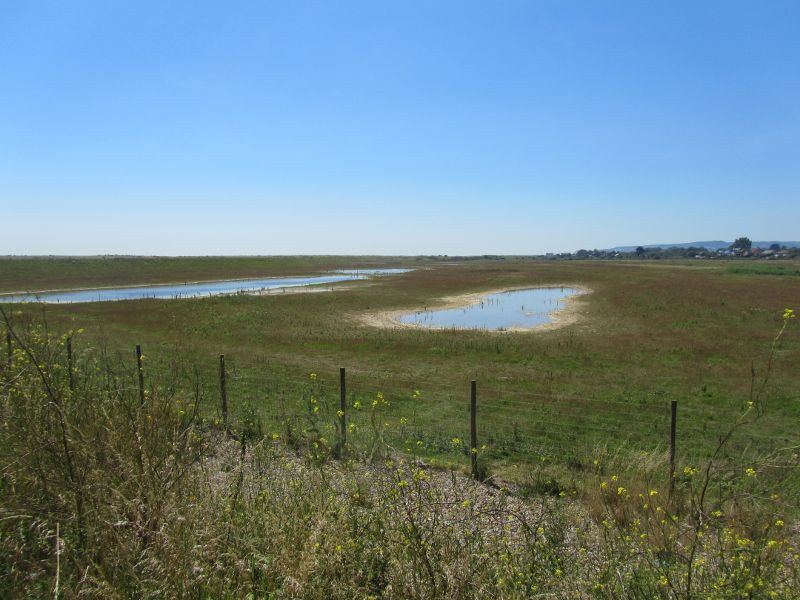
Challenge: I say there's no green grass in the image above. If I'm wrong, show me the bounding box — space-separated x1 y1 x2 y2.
0 255 425 293
726 263 800 277
2 319 798 598
2 257 799 490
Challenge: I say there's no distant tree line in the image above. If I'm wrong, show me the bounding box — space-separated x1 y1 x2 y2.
554 238 799 261
413 239 798 262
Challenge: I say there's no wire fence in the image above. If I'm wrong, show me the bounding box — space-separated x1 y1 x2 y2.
7 330 795 481
121 340 799 475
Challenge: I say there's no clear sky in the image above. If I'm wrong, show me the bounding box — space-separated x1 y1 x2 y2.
1 1 798 255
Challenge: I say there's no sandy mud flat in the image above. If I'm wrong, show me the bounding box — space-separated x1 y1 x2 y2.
358 285 591 332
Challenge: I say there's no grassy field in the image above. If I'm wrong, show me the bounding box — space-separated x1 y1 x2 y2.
3 256 800 596
0 255 424 293
2 256 799 490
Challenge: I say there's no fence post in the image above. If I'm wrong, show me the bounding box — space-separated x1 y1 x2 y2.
219 354 228 428
669 400 677 500
136 345 145 406
470 380 478 480
339 367 347 449
67 336 75 391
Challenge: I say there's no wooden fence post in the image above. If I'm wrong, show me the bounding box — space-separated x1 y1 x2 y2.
219 354 228 427
67 336 75 391
136 345 145 406
470 380 478 480
339 367 347 449
669 400 677 500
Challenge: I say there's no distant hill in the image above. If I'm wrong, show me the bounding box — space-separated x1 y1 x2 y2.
609 241 800 252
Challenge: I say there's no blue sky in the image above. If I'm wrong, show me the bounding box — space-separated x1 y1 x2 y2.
1 1 798 255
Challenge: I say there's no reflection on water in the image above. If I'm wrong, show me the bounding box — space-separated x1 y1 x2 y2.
0 269 412 304
399 287 580 330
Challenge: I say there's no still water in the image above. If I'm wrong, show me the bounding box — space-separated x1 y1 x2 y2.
398 287 580 330
0 269 411 304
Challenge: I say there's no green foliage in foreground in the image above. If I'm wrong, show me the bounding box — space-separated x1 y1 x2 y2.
1 314 799 598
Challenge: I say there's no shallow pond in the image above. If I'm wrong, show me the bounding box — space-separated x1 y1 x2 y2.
0 269 411 304
398 287 581 330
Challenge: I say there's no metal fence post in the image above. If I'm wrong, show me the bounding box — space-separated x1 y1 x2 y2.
220 354 228 427
471 380 478 480
669 400 677 500
67 336 75 391
340 367 347 449
136 345 145 406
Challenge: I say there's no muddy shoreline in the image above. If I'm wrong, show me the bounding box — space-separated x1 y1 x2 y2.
359 285 591 332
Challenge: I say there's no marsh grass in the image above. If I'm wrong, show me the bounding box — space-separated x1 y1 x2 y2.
15 260 797 445
5 258 798 512
2 309 799 598
0 255 424 295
